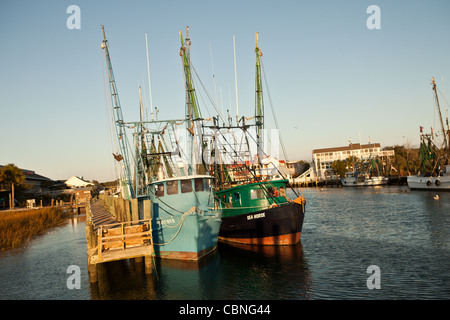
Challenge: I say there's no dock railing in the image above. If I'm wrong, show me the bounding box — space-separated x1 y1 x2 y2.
96 219 152 263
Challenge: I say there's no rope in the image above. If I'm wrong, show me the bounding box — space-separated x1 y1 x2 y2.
153 207 197 246
160 207 195 228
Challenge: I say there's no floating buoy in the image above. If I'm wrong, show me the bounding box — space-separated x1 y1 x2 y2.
434 195 439 200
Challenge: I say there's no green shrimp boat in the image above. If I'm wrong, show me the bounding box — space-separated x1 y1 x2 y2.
216 179 305 245
208 33 306 245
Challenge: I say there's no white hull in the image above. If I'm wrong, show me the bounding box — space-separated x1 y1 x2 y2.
407 175 450 191
341 176 388 187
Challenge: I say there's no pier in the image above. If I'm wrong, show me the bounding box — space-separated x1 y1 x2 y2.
289 167 408 188
85 197 154 282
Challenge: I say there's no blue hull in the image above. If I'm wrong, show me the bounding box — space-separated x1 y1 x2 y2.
148 176 222 260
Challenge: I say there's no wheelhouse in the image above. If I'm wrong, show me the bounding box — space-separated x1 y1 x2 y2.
149 175 213 198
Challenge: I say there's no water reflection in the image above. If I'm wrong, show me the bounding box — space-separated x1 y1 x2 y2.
90 259 157 299
217 241 312 299
1 186 449 300
88 241 312 300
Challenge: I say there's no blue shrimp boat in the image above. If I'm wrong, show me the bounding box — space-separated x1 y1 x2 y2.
100 26 222 261
149 175 221 260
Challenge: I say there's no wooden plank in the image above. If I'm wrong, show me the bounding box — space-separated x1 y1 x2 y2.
125 224 147 248
124 199 131 222
143 199 152 220
131 198 139 222
103 227 123 251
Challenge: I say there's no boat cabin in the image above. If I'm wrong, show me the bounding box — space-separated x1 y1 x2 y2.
149 175 213 199
216 180 289 217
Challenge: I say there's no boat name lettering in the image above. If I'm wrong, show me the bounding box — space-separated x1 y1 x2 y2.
161 218 176 225
247 212 265 220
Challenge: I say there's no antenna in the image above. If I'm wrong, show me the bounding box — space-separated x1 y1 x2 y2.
145 32 154 121
209 43 218 109
431 77 448 149
220 87 224 119
139 86 144 122
233 35 239 124
443 76 450 143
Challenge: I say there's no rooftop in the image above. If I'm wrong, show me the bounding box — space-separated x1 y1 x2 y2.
0 165 53 182
312 143 381 154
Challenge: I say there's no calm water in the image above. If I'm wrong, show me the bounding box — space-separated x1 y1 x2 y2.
1 186 450 300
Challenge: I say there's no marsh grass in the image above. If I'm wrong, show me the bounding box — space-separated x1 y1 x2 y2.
0 208 67 249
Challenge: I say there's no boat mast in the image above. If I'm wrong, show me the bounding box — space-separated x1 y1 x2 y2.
431 77 449 150
179 27 201 122
101 25 135 199
135 86 147 197
179 27 205 174
255 32 264 163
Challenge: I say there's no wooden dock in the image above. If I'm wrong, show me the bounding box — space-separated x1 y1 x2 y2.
85 198 154 282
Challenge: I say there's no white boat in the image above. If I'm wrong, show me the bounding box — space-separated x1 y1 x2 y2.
341 172 388 187
407 78 450 191
407 165 450 191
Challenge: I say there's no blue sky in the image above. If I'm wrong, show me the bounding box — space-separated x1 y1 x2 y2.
1 0 450 182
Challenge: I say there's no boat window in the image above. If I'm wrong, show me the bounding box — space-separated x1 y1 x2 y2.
194 178 204 192
155 183 164 197
181 179 193 193
167 181 178 195
250 188 264 200
233 192 240 202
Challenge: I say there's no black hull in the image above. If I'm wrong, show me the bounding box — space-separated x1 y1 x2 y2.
219 202 305 245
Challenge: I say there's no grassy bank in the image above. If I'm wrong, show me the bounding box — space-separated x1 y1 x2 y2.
0 208 68 250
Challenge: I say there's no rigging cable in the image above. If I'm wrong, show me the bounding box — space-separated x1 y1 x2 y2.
101 47 121 183
260 58 289 163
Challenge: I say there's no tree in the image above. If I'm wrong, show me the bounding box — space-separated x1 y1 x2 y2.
331 160 347 178
0 164 27 210
384 145 420 176
346 156 360 171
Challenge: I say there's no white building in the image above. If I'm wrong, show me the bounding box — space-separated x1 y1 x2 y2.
65 176 91 188
312 143 395 180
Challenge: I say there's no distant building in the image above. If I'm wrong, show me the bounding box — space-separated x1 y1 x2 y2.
312 143 395 180
73 187 92 204
65 176 92 188
0 165 53 193
284 160 309 178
